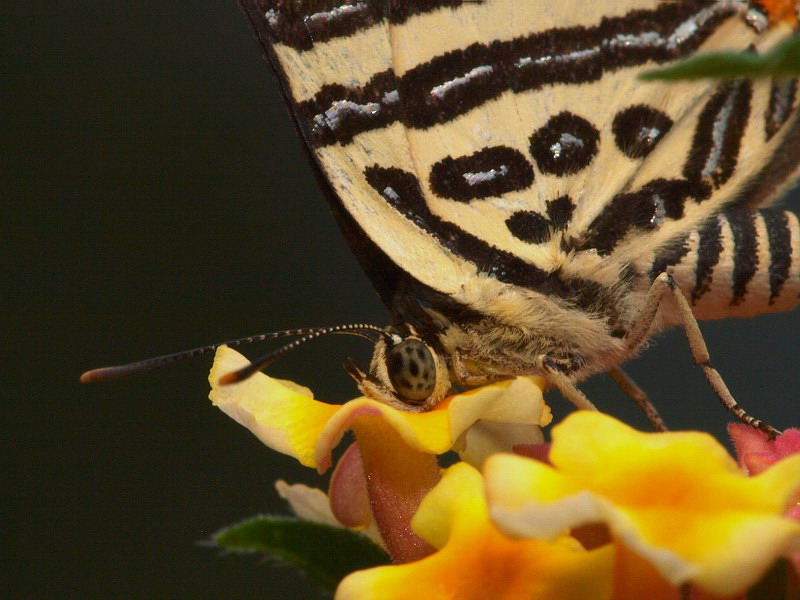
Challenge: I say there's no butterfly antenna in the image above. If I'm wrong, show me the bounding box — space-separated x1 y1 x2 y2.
217 323 384 385
80 324 383 383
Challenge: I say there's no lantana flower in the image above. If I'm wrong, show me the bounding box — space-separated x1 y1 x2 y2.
336 462 614 600
207 347 800 598
208 345 549 561
729 423 800 576
484 411 800 598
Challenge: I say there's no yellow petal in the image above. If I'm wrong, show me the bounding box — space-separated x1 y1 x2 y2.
336 463 613 600
209 345 338 467
209 346 548 471
455 420 545 469
485 411 800 596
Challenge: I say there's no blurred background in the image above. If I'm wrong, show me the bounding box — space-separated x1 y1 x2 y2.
4 2 798 598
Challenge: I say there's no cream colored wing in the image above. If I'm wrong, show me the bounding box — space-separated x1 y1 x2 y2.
239 0 799 326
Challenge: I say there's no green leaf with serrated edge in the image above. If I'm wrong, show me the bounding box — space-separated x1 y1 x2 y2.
213 515 390 594
746 558 799 600
640 34 800 81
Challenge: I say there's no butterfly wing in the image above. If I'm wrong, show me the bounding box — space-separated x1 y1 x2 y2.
238 1 470 315
239 0 799 341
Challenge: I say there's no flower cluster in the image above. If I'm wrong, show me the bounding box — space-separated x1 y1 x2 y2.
209 346 800 599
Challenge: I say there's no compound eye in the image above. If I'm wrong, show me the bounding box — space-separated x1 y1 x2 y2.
386 339 437 403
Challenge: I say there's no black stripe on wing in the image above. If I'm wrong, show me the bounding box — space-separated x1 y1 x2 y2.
577 179 710 257
363 165 622 321
684 81 753 189
252 0 478 51
298 0 732 146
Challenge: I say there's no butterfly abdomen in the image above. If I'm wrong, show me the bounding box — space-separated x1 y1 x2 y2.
662 207 800 320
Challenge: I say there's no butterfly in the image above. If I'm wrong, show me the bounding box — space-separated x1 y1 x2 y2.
83 1 800 434
225 0 800 432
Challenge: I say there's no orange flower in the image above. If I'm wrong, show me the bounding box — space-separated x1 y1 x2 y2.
208 345 549 562
336 463 613 600
484 412 800 597
209 346 549 472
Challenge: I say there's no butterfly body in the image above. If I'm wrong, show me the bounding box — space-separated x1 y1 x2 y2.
240 0 800 412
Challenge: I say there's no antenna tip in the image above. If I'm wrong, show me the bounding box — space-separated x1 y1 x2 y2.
218 371 241 385
80 368 104 383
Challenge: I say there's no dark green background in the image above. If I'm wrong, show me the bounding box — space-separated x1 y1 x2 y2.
5 2 798 598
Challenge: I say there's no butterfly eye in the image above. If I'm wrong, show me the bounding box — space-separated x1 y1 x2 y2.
386 339 437 403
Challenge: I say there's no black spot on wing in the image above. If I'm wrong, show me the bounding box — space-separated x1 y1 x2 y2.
364 166 611 311
364 165 551 288
546 196 575 231
529 112 599 177
612 105 673 159
429 146 534 202
582 193 664 256
505 211 551 244
383 0 483 24
506 196 575 245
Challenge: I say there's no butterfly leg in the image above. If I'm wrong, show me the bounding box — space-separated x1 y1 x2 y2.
535 356 599 412
628 272 780 437
452 350 598 412
451 351 513 389
608 366 667 432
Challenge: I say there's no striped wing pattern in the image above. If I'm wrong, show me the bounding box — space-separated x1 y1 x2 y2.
239 1 800 393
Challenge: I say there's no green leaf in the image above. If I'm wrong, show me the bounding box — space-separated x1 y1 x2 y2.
640 34 800 81
213 515 390 594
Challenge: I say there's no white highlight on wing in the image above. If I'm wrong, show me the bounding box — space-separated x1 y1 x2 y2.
430 65 494 99
650 195 666 227
264 9 280 28
550 133 584 159
519 48 600 68
667 0 738 48
382 186 400 201
305 3 369 27
463 165 509 186
703 91 736 181
513 1 739 76
314 100 381 131
382 90 400 104
639 126 662 145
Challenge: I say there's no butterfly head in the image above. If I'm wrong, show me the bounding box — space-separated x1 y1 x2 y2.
347 324 452 412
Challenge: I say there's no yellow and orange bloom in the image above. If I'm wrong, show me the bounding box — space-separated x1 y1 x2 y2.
336 462 614 600
208 345 549 561
209 345 549 472
484 412 800 598
207 347 800 598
